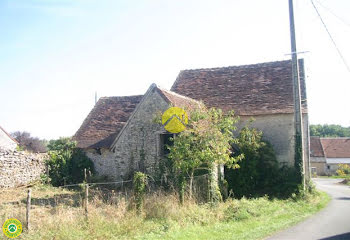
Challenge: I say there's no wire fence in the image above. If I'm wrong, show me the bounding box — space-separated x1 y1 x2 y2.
0 172 211 232
58 173 210 202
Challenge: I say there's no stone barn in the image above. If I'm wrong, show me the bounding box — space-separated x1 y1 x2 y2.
171 59 310 174
74 85 199 180
74 59 310 181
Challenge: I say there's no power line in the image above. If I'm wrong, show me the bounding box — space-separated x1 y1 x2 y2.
315 0 350 29
310 0 350 73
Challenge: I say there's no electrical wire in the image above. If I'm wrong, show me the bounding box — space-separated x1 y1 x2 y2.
310 0 350 73
315 0 350 28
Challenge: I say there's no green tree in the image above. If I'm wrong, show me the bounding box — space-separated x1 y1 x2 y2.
46 138 94 186
166 106 243 202
310 124 350 137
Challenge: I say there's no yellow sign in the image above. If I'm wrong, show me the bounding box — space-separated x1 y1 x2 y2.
2 218 22 238
162 107 188 133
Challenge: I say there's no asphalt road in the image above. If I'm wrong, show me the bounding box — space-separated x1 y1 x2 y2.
267 178 350 240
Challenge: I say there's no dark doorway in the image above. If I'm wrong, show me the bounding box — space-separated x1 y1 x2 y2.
159 133 174 156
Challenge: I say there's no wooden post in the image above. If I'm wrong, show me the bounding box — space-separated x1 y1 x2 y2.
26 189 32 231
84 183 89 219
46 165 50 184
84 168 87 183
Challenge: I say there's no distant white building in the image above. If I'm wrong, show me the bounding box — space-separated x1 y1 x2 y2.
0 126 17 151
310 137 350 175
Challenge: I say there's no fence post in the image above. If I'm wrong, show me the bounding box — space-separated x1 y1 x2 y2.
46 165 50 184
84 183 89 219
26 189 32 231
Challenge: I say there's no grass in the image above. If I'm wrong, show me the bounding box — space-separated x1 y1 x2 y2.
0 185 330 240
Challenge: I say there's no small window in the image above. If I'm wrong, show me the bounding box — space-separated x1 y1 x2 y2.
327 165 330 170
159 133 174 156
95 148 102 155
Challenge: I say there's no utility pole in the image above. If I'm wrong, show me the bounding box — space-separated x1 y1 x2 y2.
288 0 305 188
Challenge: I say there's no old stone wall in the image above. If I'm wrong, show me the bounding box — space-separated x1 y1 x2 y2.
239 113 310 179
112 88 169 180
0 148 46 188
84 148 116 178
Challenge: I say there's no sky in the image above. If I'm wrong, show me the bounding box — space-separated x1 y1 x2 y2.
0 0 349 140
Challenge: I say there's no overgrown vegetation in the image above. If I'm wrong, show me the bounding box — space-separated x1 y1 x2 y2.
335 164 350 185
0 107 330 239
0 186 329 240
157 106 243 202
336 164 350 176
45 138 94 186
310 124 350 137
225 126 299 198
133 172 147 214
157 106 302 200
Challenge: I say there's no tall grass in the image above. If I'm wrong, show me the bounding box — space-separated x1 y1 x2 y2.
0 185 329 240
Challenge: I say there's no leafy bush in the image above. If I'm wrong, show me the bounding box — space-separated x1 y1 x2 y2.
225 127 299 198
46 138 94 186
336 164 350 176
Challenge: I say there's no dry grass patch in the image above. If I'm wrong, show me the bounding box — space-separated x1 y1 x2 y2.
0 185 330 240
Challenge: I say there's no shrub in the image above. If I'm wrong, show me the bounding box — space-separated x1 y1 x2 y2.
46 138 94 186
336 164 350 176
225 127 299 198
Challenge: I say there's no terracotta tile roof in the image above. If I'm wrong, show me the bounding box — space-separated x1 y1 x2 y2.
310 137 325 157
73 95 142 149
321 138 350 158
156 86 201 110
171 59 307 115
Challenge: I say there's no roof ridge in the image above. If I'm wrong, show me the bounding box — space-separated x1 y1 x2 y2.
99 95 143 99
156 86 200 104
178 59 303 72
320 137 350 139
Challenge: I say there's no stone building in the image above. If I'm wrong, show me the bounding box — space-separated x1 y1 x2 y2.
310 137 350 175
171 59 310 175
73 95 143 177
74 59 310 181
74 85 199 180
0 126 17 151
